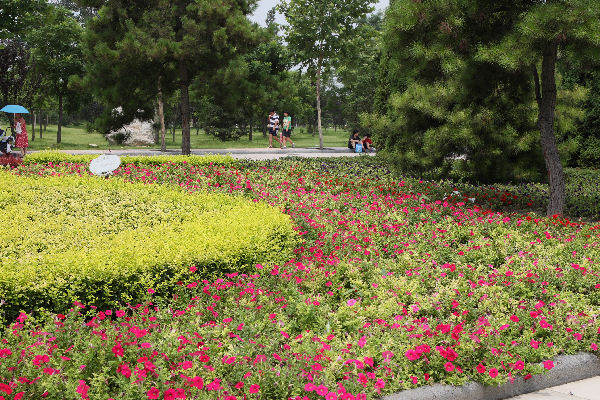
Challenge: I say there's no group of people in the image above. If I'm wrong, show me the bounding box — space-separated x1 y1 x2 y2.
348 129 373 152
267 110 294 149
1 113 28 157
267 110 375 153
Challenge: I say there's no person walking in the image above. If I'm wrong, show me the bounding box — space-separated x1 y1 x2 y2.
13 113 28 157
281 112 294 149
268 109 280 148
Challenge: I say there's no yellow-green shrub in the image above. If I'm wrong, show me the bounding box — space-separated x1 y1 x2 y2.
23 151 238 167
0 172 296 322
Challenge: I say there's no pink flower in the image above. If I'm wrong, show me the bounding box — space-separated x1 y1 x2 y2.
543 360 554 370
514 360 525 370
304 383 316 392
326 392 338 400
76 380 90 398
347 299 357 307
489 368 499 378
249 384 260 394
147 288 155 294
476 363 486 373
444 362 455 372
405 349 420 361
0 383 12 395
147 387 160 400
591 343 598 351
316 385 328 396
510 315 519 323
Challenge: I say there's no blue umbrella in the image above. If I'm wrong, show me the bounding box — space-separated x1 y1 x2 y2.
0 105 29 114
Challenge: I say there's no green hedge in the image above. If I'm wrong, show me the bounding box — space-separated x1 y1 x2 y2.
23 151 238 168
0 172 296 322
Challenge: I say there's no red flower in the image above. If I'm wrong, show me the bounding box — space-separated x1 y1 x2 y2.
444 362 455 372
476 363 486 373
147 387 160 399
514 360 525 370
543 360 554 370
489 368 499 378
405 349 420 361
0 383 12 395
249 384 260 394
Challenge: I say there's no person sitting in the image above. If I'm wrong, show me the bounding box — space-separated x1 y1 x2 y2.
362 134 374 152
348 130 361 151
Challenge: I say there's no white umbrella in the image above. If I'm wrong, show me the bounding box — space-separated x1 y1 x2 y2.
89 154 121 176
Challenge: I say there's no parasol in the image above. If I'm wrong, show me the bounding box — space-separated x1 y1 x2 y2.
89 154 121 176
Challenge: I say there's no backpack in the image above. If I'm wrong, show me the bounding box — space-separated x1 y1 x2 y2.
355 143 363 153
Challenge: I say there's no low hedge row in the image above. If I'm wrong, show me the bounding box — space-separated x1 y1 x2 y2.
0 172 296 322
23 151 238 168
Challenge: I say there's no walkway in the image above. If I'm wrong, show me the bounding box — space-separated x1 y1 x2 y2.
57 146 375 160
509 376 600 400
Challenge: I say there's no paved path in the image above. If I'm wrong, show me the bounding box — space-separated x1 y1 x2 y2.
508 376 600 400
52 147 375 160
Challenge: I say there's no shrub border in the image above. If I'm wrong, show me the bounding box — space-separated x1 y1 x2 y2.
382 352 600 400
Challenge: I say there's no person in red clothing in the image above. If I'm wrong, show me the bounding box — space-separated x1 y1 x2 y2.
13 113 28 157
362 133 373 152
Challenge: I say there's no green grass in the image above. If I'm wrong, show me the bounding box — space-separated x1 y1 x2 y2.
19 125 351 150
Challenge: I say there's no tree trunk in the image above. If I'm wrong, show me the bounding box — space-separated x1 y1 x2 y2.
158 83 166 152
179 67 191 155
533 42 565 217
57 94 63 144
316 57 324 150
31 112 36 141
249 119 253 141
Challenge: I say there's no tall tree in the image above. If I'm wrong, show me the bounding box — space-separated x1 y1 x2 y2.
374 0 542 185
79 0 259 154
477 0 600 216
28 6 84 143
0 0 48 117
279 0 373 149
336 12 382 130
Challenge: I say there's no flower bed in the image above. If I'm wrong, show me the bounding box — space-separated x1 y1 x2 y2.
0 158 599 399
0 172 296 323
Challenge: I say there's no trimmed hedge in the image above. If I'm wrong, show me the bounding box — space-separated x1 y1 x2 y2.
0 172 296 322
23 151 238 168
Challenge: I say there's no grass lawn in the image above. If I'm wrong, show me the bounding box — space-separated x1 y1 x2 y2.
22 125 351 150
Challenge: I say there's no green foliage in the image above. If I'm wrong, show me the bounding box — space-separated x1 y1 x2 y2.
373 0 544 183
575 71 600 167
279 0 374 147
22 151 239 168
0 172 296 322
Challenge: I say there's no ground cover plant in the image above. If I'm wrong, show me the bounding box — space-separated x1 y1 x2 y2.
0 157 599 399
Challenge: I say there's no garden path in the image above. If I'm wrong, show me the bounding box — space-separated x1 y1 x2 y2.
509 376 600 399
39 146 376 160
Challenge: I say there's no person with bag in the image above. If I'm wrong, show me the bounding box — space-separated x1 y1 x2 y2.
13 113 28 157
348 129 362 152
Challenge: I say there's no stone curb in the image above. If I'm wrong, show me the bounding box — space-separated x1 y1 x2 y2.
381 352 600 400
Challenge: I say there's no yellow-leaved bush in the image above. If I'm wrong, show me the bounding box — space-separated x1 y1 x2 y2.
22 151 238 167
0 172 297 322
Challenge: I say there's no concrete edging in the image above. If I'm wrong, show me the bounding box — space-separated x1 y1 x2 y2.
381 352 600 400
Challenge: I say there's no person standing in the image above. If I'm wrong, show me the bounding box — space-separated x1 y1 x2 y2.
268 109 280 148
14 113 28 157
281 112 294 149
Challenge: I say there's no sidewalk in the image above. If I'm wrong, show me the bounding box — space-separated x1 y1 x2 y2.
509 376 600 400
53 146 376 160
